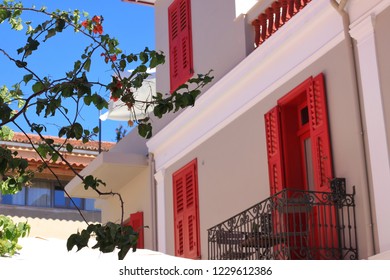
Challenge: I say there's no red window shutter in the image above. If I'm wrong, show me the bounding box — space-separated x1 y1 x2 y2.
128 211 144 249
264 106 284 195
168 0 193 92
307 73 333 191
172 159 200 259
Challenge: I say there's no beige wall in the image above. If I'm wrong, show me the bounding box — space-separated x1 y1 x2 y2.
10 216 89 240
97 167 153 249
161 41 373 259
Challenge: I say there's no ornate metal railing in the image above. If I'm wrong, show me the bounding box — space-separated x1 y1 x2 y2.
208 178 358 260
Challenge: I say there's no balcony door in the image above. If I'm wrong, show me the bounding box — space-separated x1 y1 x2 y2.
265 73 338 259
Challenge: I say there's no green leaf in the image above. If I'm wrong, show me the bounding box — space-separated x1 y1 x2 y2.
72 123 83 139
25 37 40 56
138 123 152 139
84 95 92 105
0 126 14 141
74 60 81 71
66 234 78 251
140 52 148 64
32 82 45 93
91 93 108 110
45 138 54 145
44 28 56 41
83 58 91 72
61 86 74 97
23 74 33 85
0 10 11 24
66 143 74 153
119 59 126 70
118 245 131 260
55 18 66 32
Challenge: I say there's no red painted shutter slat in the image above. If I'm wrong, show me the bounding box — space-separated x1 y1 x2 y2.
168 0 193 92
173 175 185 256
264 106 284 195
169 0 180 92
307 74 338 256
308 73 333 191
179 0 192 77
128 211 144 249
173 159 199 259
184 167 198 259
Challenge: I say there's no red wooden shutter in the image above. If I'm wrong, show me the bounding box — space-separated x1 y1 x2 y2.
168 0 193 92
128 211 144 249
172 159 200 259
307 73 333 191
264 106 284 195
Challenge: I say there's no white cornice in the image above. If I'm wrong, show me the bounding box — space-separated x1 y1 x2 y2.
349 14 375 43
147 0 344 171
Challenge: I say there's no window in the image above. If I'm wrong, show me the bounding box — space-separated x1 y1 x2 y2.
27 180 52 207
168 0 193 92
172 159 200 259
264 73 333 194
1 179 98 211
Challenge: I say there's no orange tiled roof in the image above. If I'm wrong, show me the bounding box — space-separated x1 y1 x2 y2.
10 132 115 152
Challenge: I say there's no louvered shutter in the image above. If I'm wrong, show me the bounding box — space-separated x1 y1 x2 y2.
172 159 200 259
128 211 144 249
307 73 333 191
264 106 284 195
168 0 193 92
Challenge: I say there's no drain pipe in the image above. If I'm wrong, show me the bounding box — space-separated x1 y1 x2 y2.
149 152 158 251
330 0 376 256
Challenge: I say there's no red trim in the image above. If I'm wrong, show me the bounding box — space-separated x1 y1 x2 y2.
172 159 200 259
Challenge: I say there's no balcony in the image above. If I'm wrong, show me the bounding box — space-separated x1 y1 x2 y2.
208 178 358 260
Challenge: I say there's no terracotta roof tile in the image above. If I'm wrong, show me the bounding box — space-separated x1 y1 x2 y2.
10 132 115 152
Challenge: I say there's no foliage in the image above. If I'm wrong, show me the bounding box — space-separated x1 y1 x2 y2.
0 215 30 257
0 0 213 259
67 223 138 260
115 125 127 142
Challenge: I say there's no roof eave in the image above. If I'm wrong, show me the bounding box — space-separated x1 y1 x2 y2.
122 0 155 6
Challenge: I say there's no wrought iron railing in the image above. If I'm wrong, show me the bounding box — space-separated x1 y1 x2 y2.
208 178 358 260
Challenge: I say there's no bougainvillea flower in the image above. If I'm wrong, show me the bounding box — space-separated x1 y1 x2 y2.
109 77 123 102
101 53 117 63
110 96 119 102
81 20 88 28
92 16 101 24
93 24 103 35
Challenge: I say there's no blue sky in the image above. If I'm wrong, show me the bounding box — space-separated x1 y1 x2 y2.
0 0 155 142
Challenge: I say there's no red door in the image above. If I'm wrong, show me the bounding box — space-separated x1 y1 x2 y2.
265 74 338 259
